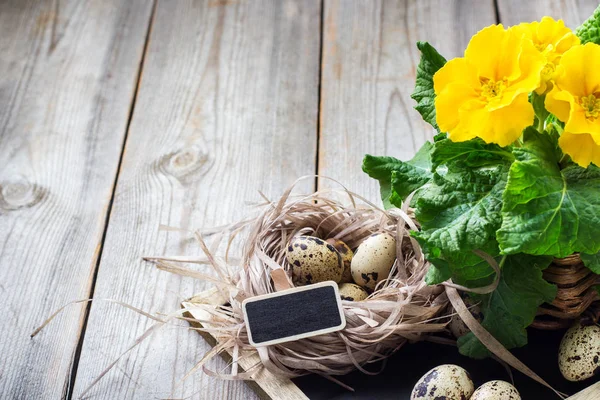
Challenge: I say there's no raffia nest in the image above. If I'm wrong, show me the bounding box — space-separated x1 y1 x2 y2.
152 183 450 380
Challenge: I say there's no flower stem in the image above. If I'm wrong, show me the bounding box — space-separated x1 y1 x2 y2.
499 255 508 270
536 118 545 133
559 153 571 169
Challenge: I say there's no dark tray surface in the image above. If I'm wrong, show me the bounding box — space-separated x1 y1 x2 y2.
294 328 600 399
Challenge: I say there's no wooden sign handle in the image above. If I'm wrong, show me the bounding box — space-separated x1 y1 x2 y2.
270 268 293 291
183 288 308 400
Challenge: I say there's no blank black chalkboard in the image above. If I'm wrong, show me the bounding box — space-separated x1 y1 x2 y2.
242 281 346 346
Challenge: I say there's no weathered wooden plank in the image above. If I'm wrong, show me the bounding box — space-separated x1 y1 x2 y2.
497 0 598 28
317 0 497 201
0 0 153 398
568 382 600 400
73 1 321 399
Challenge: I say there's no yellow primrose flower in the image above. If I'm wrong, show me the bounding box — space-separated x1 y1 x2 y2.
434 24 546 146
546 43 600 167
514 16 580 93
558 132 600 167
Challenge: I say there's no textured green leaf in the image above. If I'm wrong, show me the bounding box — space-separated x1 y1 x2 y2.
498 129 600 257
423 244 498 286
413 139 511 289
424 259 452 285
362 142 434 208
432 138 514 170
362 155 401 208
411 42 447 131
581 252 600 274
451 246 500 285
433 132 448 142
413 140 511 257
576 4 600 45
458 255 556 358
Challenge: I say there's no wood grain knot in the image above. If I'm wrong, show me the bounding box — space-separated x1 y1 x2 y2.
0 177 45 211
160 146 211 182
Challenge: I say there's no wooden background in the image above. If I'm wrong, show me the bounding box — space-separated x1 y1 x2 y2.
0 0 598 398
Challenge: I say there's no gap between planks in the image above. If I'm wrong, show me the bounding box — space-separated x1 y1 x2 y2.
314 0 325 193
64 1 158 399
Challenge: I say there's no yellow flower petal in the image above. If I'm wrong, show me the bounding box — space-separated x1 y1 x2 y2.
443 99 486 143
501 37 546 101
433 58 479 94
554 43 600 97
515 17 579 56
554 32 580 57
559 131 600 167
514 17 579 94
549 43 600 148
433 23 545 146
465 24 521 81
545 86 574 123
482 37 544 112
536 17 578 52
453 93 534 147
565 105 600 136
435 83 479 132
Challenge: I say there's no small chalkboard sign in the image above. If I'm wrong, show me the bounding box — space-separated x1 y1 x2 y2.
242 281 346 347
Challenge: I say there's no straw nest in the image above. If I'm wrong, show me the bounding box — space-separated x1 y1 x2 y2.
153 185 450 380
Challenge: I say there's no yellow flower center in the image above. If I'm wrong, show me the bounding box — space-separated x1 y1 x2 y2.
540 62 555 80
480 78 507 101
578 94 600 120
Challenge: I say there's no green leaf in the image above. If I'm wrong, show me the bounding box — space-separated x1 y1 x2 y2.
413 140 511 257
422 243 499 286
450 246 500 285
424 259 452 285
458 255 556 358
498 128 600 258
433 132 448 142
581 252 600 274
410 140 511 291
412 139 513 290
431 138 514 170
392 142 434 199
576 4 600 45
362 155 401 208
411 42 447 131
362 142 434 208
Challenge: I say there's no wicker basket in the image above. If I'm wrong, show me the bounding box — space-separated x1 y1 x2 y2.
532 254 600 330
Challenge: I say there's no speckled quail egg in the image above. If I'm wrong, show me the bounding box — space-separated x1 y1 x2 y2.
558 322 600 381
448 293 484 338
286 236 343 286
411 364 474 400
351 232 396 291
338 283 368 301
326 238 354 283
471 381 521 400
